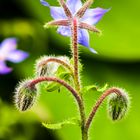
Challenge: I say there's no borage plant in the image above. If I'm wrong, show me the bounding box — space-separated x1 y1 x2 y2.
14 0 130 140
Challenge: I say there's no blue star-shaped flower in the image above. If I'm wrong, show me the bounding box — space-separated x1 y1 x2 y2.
40 0 109 53
0 38 29 74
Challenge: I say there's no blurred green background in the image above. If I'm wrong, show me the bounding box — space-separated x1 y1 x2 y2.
0 0 140 140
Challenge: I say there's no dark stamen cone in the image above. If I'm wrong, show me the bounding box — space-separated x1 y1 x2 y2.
14 79 37 111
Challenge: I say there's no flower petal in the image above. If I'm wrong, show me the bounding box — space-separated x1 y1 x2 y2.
0 61 12 74
78 29 97 53
40 0 66 20
40 0 50 7
7 50 29 63
0 38 17 54
81 8 109 25
50 6 66 20
57 26 71 37
66 0 82 14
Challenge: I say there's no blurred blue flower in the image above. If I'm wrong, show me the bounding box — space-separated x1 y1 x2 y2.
40 0 109 53
0 38 29 75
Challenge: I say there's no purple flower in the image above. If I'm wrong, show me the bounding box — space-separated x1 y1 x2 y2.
40 0 109 53
0 38 29 75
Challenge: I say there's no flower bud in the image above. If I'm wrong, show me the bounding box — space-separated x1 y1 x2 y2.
107 88 130 121
14 80 37 111
35 55 70 77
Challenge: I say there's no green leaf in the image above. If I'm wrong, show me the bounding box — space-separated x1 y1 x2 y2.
45 72 73 92
46 82 60 92
38 63 74 93
82 83 108 94
97 83 108 92
56 65 66 74
59 72 73 82
42 118 80 130
82 85 97 93
56 65 73 81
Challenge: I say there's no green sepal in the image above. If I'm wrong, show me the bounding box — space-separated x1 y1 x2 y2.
42 118 80 130
43 23 56 29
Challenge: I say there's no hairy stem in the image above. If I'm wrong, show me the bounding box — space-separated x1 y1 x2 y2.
71 18 81 92
29 77 81 104
85 87 123 132
71 18 87 140
29 76 85 133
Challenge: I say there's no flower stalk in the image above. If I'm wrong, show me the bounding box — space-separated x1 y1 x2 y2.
71 18 81 92
71 17 87 140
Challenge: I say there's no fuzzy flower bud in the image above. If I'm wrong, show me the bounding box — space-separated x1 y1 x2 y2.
35 55 70 77
14 79 37 111
107 88 130 121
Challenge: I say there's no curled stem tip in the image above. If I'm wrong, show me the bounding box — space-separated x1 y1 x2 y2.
29 76 82 106
29 76 86 134
85 87 130 131
35 56 73 77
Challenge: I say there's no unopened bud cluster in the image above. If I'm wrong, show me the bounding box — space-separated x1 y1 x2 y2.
107 88 130 121
14 80 37 111
35 55 70 77
14 55 72 111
